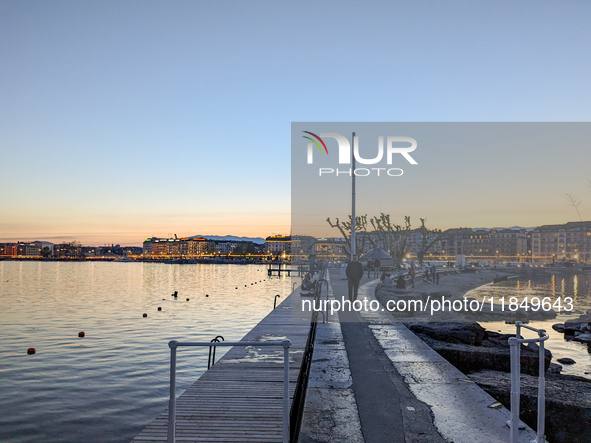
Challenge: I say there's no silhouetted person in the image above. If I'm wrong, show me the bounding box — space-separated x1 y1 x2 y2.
367 258 373 278
396 275 406 289
373 258 381 278
346 255 364 302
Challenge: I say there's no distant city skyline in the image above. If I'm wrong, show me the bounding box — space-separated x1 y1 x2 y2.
3 218 591 247
2 1 591 245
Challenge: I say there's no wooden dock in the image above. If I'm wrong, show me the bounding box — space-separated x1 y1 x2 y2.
130 293 311 443
267 268 304 277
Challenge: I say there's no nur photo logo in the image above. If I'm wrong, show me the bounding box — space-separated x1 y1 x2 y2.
303 131 418 177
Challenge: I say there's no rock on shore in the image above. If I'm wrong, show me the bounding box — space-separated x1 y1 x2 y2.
406 322 551 376
469 370 591 443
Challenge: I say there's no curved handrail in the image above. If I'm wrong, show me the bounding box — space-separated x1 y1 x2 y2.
207 335 225 369
508 321 548 443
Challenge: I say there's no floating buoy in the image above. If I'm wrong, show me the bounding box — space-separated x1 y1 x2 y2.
143 313 148 318
158 307 162 311
78 332 85 338
27 348 35 355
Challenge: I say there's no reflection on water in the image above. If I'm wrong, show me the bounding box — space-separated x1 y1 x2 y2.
0 261 291 443
469 272 591 379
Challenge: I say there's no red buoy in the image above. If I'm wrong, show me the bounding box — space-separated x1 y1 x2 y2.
158 307 162 311
143 313 147 318
78 332 85 338
27 348 35 355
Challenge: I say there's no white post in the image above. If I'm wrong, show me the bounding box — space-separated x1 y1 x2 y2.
351 131 356 258
509 337 520 443
167 341 178 443
537 330 546 442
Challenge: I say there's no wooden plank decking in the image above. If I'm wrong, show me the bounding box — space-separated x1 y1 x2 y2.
130 294 310 443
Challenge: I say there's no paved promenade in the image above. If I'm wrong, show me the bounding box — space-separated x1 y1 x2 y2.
300 269 538 443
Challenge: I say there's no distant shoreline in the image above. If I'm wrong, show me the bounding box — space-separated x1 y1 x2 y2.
0 257 285 265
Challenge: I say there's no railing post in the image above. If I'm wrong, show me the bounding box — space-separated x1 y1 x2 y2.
537 330 546 442
167 340 178 443
509 337 520 443
515 321 522 341
282 339 291 443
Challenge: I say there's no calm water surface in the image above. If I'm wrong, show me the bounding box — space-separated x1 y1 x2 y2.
469 272 591 379
0 261 291 443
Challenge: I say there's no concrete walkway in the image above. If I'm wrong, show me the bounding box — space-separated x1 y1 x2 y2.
300 269 538 443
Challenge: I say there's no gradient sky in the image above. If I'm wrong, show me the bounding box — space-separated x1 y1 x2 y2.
1 1 591 245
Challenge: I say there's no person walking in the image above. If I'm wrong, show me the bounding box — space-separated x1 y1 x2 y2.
373 258 381 278
431 264 437 284
367 258 373 279
346 255 364 302
409 266 415 288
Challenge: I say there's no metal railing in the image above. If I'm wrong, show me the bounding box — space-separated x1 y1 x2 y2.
207 335 224 369
166 339 292 443
315 278 329 323
508 321 548 443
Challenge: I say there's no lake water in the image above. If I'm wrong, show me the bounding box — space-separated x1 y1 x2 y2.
0 261 291 443
469 272 591 379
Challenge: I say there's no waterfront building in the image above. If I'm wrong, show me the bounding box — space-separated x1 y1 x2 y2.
312 238 348 262
32 241 54 254
142 237 210 257
290 235 316 263
16 242 42 257
265 235 291 256
461 230 491 257
488 229 528 258
53 242 84 258
0 243 17 257
214 240 238 255
185 238 208 256
441 228 471 257
531 221 591 263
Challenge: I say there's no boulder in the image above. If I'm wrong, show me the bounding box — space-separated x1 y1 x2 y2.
557 357 576 365
405 322 487 346
564 321 590 334
417 334 550 376
573 333 591 343
469 370 591 443
552 323 565 333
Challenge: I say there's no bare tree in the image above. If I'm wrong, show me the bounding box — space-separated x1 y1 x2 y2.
565 193 583 222
369 214 412 265
326 214 373 256
415 218 444 265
